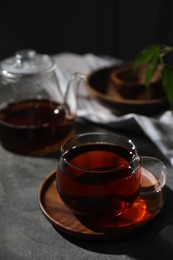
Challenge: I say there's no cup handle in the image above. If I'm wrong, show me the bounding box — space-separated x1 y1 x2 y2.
140 156 167 195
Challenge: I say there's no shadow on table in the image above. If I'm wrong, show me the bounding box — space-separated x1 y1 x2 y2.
58 186 173 259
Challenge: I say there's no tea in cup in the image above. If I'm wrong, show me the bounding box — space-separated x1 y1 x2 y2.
56 132 144 217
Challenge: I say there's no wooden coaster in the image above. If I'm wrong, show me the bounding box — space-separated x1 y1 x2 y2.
38 169 164 240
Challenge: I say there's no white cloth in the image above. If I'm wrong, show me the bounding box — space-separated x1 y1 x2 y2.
54 53 173 166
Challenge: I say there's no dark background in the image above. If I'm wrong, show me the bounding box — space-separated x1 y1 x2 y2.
1 0 173 61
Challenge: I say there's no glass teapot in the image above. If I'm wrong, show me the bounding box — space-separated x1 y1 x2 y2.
0 50 86 155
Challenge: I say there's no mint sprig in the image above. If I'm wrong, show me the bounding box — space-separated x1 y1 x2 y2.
134 43 173 105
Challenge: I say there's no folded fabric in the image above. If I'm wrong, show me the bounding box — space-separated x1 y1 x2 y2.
54 53 173 166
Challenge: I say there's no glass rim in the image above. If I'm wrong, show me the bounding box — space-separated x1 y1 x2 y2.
60 132 139 173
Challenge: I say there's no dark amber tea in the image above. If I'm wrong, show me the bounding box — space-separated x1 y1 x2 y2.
57 133 141 217
0 98 74 155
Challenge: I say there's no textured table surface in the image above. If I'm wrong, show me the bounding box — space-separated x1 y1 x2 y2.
1 118 173 260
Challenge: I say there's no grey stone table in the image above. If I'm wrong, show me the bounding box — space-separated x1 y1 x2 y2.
1 118 173 260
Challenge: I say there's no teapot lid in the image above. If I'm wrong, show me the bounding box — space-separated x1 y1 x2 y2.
0 49 55 78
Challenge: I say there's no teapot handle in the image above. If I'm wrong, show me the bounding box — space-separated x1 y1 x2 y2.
64 72 86 117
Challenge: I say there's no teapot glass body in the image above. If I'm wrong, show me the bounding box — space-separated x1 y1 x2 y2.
0 50 85 155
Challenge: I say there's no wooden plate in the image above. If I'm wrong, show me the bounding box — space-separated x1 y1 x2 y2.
38 169 164 240
85 65 168 115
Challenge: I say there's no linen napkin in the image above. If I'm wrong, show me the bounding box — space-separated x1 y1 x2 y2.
54 53 173 166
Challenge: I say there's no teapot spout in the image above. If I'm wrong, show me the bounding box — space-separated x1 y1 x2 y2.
64 72 86 118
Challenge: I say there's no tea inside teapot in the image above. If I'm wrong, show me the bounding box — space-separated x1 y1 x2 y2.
0 50 86 155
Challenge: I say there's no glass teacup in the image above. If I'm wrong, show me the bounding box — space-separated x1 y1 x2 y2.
56 132 167 220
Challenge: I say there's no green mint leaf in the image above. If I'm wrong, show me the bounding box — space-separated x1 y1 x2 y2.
145 58 158 88
133 43 162 70
162 66 173 105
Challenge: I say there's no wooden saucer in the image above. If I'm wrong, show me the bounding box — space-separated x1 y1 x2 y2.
38 169 164 240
